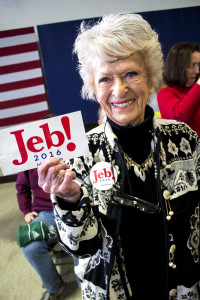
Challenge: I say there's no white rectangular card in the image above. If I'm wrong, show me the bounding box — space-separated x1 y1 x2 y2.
0 111 89 175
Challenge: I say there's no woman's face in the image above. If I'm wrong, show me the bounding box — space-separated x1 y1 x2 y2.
185 51 200 87
93 52 153 127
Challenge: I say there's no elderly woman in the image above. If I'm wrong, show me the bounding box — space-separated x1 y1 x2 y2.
38 14 200 300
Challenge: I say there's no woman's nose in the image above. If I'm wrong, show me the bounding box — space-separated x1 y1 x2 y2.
193 64 200 74
112 78 128 98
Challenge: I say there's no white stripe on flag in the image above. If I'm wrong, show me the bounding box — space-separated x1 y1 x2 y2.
0 68 42 84
1 101 49 118
0 33 36 47
0 51 39 66
0 27 49 128
0 85 46 101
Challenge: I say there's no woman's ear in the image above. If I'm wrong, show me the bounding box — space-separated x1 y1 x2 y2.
149 84 155 95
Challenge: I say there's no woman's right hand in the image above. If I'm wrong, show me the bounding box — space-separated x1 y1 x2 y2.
38 157 81 203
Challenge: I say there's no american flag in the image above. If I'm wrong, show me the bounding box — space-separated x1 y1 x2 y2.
0 27 49 128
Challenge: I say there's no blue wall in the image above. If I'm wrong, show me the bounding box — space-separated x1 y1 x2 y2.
37 6 200 125
142 6 200 58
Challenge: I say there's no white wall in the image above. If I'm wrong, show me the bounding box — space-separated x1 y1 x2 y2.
0 0 199 30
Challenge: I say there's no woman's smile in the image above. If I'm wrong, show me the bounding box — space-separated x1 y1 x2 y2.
111 99 136 109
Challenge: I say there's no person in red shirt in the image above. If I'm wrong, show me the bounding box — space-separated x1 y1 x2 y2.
157 42 200 136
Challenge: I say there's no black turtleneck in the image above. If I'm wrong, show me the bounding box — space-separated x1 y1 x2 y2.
107 105 153 165
108 105 166 300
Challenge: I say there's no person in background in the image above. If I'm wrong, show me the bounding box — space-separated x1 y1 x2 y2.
37 15 200 300
16 114 66 300
157 42 200 136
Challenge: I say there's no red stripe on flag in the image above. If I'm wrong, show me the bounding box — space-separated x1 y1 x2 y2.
0 61 41 75
0 27 49 128
0 27 35 38
0 42 38 56
0 110 50 127
0 77 44 92
0 94 47 109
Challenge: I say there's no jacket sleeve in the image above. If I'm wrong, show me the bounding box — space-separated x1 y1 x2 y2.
51 156 102 258
157 83 200 123
16 171 32 215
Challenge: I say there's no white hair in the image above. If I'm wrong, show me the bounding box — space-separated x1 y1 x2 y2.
73 13 164 100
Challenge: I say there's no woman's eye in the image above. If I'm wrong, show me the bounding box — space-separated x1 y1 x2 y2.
99 77 110 83
188 62 200 70
98 77 112 88
125 71 138 79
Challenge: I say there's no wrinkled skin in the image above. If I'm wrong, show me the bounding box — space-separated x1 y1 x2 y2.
38 157 80 203
93 52 153 126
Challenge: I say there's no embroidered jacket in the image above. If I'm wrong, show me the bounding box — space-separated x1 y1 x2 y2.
52 116 200 300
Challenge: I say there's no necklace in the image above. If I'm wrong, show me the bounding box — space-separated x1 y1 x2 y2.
123 149 153 182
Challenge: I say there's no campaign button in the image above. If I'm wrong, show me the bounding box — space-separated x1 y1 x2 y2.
90 162 117 190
